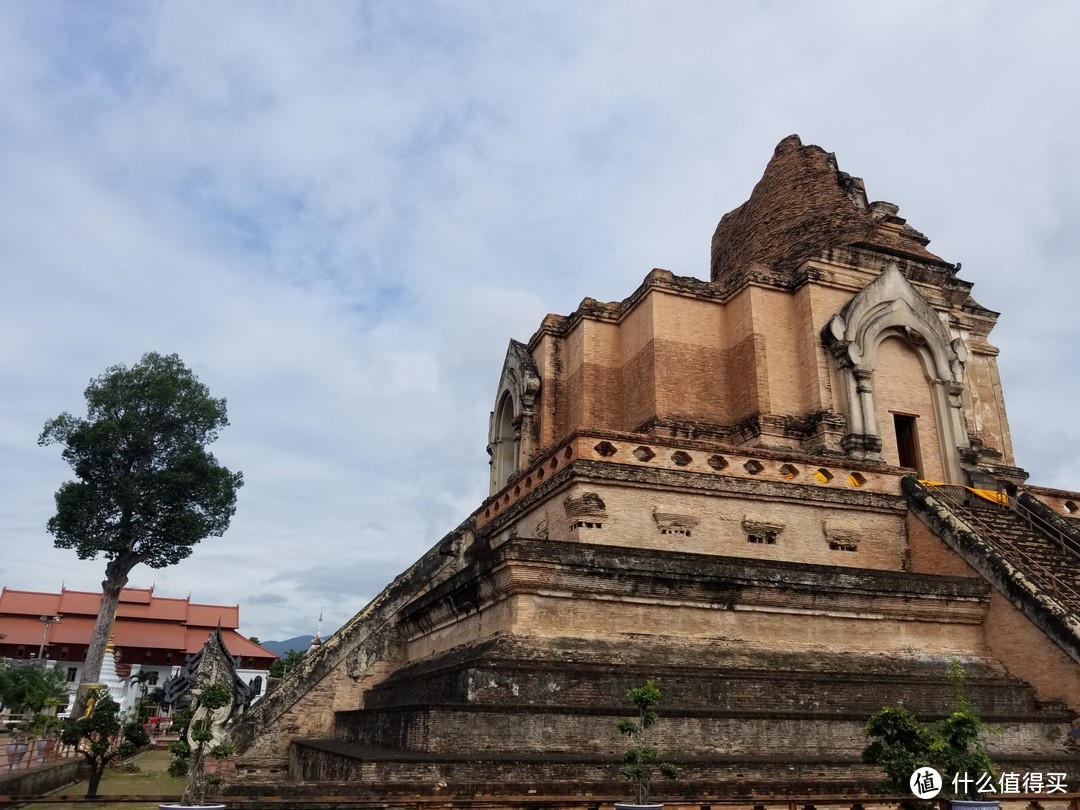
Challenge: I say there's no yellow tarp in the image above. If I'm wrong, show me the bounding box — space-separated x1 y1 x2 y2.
920 480 1008 506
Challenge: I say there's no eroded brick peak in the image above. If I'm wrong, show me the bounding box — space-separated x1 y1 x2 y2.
710 135 948 286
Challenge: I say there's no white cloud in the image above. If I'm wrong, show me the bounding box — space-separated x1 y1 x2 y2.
1 2 1078 639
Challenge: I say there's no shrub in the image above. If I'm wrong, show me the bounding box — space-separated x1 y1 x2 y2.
616 680 678 806
863 660 996 800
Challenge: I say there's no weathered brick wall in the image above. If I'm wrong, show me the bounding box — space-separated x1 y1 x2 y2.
616 294 655 430
394 537 990 664
240 665 364 766
335 705 1068 758
1028 485 1080 519
754 286 805 419
364 648 1045 716
984 589 1080 710
403 592 516 661
964 334 1016 465
514 590 987 656
583 318 620 430
520 256 1016 478
514 477 907 572
905 511 979 577
561 321 585 438
651 291 728 425
725 287 762 423
531 331 560 455
799 283 851 414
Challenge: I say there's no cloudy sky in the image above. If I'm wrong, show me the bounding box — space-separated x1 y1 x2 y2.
2 2 1078 642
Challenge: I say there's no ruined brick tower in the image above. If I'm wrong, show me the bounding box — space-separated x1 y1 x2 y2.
230 136 1080 801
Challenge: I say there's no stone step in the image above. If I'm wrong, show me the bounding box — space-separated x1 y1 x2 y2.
334 704 1074 759
285 740 1080 798
948 501 1080 613
363 660 1057 717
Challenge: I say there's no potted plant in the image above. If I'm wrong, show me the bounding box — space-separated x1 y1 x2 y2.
60 689 151 798
162 680 235 810
864 660 998 809
614 680 678 810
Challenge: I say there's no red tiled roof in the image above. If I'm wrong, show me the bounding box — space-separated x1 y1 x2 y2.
185 603 239 629
187 629 274 659
118 588 152 604
48 617 95 645
0 586 274 660
0 589 63 615
116 597 188 622
0 616 55 645
114 620 187 650
57 590 102 614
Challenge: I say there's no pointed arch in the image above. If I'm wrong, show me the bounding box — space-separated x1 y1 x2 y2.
487 341 541 494
822 265 969 483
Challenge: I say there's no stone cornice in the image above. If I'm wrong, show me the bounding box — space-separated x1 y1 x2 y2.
398 537 988 639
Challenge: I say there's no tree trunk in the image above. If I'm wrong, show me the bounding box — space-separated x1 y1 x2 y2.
86 764 104 798
183 743 209 806
72 557 134 716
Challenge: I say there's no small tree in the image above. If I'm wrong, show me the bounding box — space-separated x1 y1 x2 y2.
39 352 243 712
615 680 678 807
864 660 996 800
0 662 70 717
268 648 306 679
131 669 157 717
168 681 235 807
60 690 150 797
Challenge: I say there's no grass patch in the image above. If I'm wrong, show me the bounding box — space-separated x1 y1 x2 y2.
21 746 186 810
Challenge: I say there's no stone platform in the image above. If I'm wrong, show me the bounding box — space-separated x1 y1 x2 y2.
271 538 1078 797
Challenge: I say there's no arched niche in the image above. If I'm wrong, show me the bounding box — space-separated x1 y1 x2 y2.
487 340 541 494
822 265 969 483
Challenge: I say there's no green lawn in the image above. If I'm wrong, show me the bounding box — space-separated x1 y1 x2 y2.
22 746 186 809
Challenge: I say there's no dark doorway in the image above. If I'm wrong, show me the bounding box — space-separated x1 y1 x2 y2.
893 413 921 474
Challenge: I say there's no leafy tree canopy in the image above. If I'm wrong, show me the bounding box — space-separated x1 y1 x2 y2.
863 661 996 799
0 662 70 714
40 352 243 704
39 351 243 568
269 648 307 679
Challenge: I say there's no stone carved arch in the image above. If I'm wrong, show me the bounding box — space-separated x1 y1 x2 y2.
822 265 969 482
487 340 541 494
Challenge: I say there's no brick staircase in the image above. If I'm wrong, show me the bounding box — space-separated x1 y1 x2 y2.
923 484 1080 616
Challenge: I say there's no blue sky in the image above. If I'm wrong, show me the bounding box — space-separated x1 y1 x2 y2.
2 1 1079 641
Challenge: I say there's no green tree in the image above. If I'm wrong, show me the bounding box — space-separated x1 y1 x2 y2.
40 352 243 710
615 680 678 806
862 704 935 793
863 660 996 799
269 648 306 679
130 668 158 719
0 662 69 716
60 690 150 797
